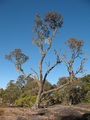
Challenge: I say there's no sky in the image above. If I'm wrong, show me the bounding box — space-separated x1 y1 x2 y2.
0 0 90 89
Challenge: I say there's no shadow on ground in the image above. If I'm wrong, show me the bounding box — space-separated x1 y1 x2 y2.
54 113 90 120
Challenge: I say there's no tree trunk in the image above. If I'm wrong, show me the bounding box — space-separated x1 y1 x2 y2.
33 84 43 109
69 72 73 82
69 72 75 82
32 54 45 109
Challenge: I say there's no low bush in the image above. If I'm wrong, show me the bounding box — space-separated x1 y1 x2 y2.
15 95 37 107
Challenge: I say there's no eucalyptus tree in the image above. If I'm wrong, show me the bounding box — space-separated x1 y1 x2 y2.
5 48 29 78
32 12 63 109
62 38 86 82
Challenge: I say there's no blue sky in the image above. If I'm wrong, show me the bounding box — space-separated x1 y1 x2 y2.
0 0 90 89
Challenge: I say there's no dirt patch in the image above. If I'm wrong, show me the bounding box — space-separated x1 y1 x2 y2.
0 109 4 116
0 105 90 120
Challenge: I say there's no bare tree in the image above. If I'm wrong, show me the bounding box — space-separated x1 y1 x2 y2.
32 12 63 109
62 38 86 82
5 49 29 78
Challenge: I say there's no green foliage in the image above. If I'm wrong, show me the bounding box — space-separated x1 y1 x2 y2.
81 75 90 103
23 77 38 96
1 74 90 107
41 91 61 107
57 77 69 86
0 80 22 106
0 77 53 107
4 80 22 104
56 79 88 105
68 86 86 104
15 96 37 107
81 74 90 83
50 91 61 105
85 91 90 103
84 83 90 91
44 81 53 91
0 89 5 98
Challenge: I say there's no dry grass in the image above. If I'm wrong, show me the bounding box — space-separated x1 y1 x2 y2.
0 104 90 120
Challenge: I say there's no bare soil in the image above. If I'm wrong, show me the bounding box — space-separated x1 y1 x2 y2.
0 104 90 120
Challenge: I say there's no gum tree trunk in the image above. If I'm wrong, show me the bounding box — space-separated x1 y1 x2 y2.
33 84 43 109
33 54 45 109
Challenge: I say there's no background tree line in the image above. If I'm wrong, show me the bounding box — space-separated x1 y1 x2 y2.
0 74 90 108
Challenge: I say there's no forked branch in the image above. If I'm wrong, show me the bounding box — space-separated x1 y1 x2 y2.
43 59 61 85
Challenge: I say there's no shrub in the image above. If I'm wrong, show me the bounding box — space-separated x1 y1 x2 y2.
85 91 90 103
15 95 37 107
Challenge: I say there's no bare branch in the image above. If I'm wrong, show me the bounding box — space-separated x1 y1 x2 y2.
61 55 68 67
32 38 40 48
43 54 61 85
63 52 69 64
75 57 86 75
30 74 40 86
31 68 39 80
45 28 57 53
45 61 50 69
25 73 32 79
41 82 70 97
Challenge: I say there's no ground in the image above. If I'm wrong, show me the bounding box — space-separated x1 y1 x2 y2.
0 104 90 120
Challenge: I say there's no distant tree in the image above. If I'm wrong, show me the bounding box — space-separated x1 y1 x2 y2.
81 74 90 103
0 88 4 98
62 38 86 82
23 77 39 96
5 49 30 105
5 49 29 78
3 80 22 105
23 78 53 96
32 12 63 109
57 77 69 87
81 74 90 83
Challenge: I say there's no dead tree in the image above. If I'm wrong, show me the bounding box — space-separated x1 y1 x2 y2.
32 12 63 109
5 49 29 78
62 38 86 82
